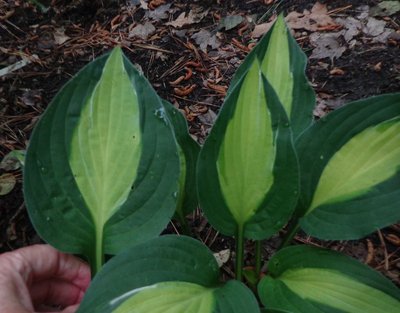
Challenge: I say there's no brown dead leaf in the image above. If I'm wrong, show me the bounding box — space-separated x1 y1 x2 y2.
309 32 346 60
191 29 221 52
54 27 70 45
129 22 156 40
286 2 337 31
166 8 209 28
251 19 275 38
0 173 16 196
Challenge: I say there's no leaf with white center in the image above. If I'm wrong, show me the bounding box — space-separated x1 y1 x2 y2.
229 15 315 138
260 16 293 118
69 48 142 259
258 245 400 313
77 236 260 313
295 94 400 239
217 60 274 224
24 48 180 273
308 118 400 213
197 59 298 240
112 282 215 313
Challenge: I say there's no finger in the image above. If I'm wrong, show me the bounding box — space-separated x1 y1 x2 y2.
36 303 79 313
7 244 91 289
30 279 85 308
61 303 80 313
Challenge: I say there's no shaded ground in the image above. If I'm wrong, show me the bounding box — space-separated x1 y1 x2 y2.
1 0 400 284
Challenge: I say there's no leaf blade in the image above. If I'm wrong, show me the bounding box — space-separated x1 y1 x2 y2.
295 93 400 239
77 236 260 313
217 60 275 225
197 62 299 240
229 15 315 138
258 245 400 313
24 48 180 269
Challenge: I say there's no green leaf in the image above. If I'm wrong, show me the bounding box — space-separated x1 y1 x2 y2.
0 150 26 171
162 100 200 219
77 235 260 313
217 60 275 224
24 48 180 272
229 15 315 138
197 59 298 240
295 93 400 239
258 245 400 313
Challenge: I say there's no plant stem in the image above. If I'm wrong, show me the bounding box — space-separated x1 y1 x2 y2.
91 229 104 277
255 240 262 278
235 225 245 281
280 221 300 249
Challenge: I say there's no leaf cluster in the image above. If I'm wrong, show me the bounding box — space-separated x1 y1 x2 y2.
23 15 400 313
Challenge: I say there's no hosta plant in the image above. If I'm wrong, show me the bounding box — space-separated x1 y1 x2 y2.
23 15 400 313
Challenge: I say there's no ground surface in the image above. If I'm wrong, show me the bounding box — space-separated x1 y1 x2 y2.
1 0 400 285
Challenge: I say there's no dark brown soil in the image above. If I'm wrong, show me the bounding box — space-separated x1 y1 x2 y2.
1 0 399 285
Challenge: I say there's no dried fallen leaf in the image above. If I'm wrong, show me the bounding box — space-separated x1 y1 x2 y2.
146 3 171 21
286 2 337 31
129 22 156 40
191 29 221 52
363 17 387 37
139 0 148 10
54 27 70 45
309 32 346 60
166 8 209 28
197 109 217 125
335 17 362 42
251 20 275 38
218 15 243 31
0 173 16 196
213 249 230 267
370 1 400 17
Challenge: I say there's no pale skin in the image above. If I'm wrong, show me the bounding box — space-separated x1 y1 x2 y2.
0 245 91 313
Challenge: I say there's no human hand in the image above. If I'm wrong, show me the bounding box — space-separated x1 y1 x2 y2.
0 244 91 313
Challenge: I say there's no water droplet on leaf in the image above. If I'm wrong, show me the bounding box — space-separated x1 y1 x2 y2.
153 108 168 125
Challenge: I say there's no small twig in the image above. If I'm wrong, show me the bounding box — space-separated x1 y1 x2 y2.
328 5 352 15
377 230 389 271
208 230 220 247
170 220 180 235
173 95 221 108
10 202 25 222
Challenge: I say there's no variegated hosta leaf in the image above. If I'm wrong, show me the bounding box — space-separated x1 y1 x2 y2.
295 94 400 239
258 246 400 313
77 236 260 313
162 100 200 220
24 48 180 272
197 59 298 240
229 15 315 138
